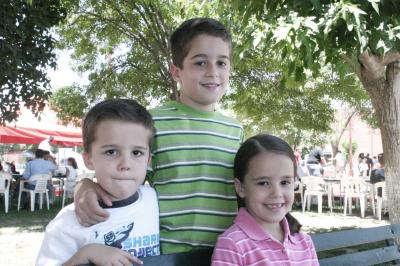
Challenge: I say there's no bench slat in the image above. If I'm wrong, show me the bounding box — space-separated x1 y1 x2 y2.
311 225 396 252
319 246 400 266
391 223 400 236
141 247 213 266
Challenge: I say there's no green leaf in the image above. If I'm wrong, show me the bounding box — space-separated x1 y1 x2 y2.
273 25 291 42
0 0 65 124
368 0 380 15
288 61 296 74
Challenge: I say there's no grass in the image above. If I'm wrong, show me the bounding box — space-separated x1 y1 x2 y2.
0 195 71 266
0 195 69 231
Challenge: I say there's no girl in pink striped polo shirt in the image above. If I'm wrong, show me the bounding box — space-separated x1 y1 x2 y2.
212 134 319 266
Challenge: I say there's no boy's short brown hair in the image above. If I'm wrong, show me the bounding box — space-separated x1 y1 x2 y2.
82 99 155 152
170 17 232 68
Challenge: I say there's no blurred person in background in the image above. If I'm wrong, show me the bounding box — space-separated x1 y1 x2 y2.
335 150 345 177
21 149 57 207
306 147 326 176
39 136 54 155
65 157 78 199
370 153 385 197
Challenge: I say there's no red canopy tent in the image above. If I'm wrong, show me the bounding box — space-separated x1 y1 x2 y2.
0 126 37 144
0 126 82 146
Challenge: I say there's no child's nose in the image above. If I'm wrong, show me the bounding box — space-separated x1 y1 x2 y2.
119 156 131 171
269 184 282 197
206 64 218 77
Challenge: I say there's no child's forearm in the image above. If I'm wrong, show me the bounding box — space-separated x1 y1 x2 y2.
63 244 141 266
63 244 95 266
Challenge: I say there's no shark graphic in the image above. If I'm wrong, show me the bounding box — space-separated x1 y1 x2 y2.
103 222 134 249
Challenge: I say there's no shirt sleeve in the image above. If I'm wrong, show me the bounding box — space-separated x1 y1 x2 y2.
211 235 244 266
22 162 31 179
49 161 57 171
36 210 87 266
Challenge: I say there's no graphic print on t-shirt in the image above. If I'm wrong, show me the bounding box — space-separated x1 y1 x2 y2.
94 221 160 258
104 222 134 249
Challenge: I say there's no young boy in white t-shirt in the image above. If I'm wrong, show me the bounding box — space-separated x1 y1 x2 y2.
36 99 159 266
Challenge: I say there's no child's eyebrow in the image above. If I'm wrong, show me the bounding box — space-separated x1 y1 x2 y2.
100 144 148 150
100 144 117 149
250 175 293 180
250 176 270 181
190 54 230 60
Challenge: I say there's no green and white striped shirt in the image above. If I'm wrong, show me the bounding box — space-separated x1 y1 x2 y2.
148 101 243 254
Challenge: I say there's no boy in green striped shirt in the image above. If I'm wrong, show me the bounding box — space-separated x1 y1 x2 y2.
74 17 243 254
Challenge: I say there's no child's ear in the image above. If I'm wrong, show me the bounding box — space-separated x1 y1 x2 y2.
170 63 181 82
82 152 94 170
234 178 245 198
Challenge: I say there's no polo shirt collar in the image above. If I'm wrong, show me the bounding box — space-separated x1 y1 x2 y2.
235 207 294 243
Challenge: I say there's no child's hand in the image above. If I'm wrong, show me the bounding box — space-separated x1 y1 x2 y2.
74 179 112 226
63 244 143 266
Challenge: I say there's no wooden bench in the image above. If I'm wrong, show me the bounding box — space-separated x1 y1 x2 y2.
311 224 400 266
140 224 400 266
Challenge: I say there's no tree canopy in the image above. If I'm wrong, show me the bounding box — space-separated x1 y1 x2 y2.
225 0 400 80
56 0 183 107
50 0 371 147
0 0 66 124
224 0 400 223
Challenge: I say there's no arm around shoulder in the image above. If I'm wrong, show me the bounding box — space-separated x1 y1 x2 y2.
74 178 111 226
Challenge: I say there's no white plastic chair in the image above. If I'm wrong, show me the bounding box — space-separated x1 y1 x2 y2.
375 181 387 220
62 172 95 208
62 180 75 208
294 178 304 207
342 177 369 218
302 176 331 214
17 173 51 211
0 172 12 213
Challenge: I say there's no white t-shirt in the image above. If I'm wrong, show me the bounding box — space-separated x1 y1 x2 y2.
36 185 160 265
65 165 77 192
38 139 52 152
335 153 345 167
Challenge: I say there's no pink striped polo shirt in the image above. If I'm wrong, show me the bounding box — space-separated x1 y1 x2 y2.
211 208 319 266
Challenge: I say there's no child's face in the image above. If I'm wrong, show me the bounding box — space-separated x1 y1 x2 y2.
83 120 151 201
171 34 231 112
235 152 295 231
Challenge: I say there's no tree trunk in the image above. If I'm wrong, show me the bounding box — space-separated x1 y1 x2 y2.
330 110 356 167
331 142 338 165
358 53 400 224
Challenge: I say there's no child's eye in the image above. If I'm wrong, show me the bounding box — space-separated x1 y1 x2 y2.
257 181 269 186
132 150 144 156
194 61 206 67
105 149 117 156
281 180 291 186
217 60 228 67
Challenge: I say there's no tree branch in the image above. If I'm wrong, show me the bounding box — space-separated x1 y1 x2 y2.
338 110 357 144
358 50 386 81
381 51 400 66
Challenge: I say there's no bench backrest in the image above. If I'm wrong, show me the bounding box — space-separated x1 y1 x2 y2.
311 224 400 266
81 225 400 266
